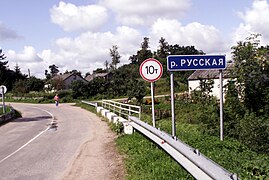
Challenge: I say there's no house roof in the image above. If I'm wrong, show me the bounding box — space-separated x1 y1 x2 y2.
85 72 111 82
53 73 87 82
188 63 234 80
57 73 72 80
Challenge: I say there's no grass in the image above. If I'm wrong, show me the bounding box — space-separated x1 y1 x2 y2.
0 106 11 115
116 132 193 180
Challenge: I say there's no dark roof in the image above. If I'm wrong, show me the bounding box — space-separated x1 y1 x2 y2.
52 73 74 81
53 73 87 82
188 63 234 80
85 72 111 82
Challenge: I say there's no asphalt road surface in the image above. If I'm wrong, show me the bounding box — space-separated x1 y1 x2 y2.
0 103 124 180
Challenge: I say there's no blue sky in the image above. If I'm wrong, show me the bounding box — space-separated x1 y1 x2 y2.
0 0 268 78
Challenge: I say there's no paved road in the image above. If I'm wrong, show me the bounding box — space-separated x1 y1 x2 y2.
0 103 94 180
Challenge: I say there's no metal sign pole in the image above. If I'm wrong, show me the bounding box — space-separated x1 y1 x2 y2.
151 82 156 127
1 87 5 114
219 70 224 141
170 72 176 137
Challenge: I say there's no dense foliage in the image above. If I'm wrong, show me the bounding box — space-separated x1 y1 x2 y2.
223 35 269 153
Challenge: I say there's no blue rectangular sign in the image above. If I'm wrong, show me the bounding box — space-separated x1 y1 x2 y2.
167 55 226 71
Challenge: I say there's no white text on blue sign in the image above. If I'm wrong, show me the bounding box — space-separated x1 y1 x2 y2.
167 55 226 71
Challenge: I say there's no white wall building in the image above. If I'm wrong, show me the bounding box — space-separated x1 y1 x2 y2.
188 64 233 100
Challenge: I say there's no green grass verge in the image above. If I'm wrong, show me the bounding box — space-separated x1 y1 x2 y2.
116 132 193 180
0 106 11 115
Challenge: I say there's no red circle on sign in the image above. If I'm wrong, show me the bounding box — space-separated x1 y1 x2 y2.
139 58 163 82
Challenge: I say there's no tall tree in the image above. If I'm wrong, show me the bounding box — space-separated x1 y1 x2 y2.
137 37 153 64
0 49 8 82
0 49 8 71
231 34 269 113
14 63 26 80
0 49 8 86
156 37 170 59
45 64 59 79
49 64 59 77
110 45 121 70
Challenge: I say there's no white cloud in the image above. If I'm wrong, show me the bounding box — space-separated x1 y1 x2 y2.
7 46 43 63
50 1 108 32
234 0 269 43
101 0 191 26
149 18 228 54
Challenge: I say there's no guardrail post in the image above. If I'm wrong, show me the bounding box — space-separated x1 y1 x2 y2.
139 106 141 120
119 104 121 117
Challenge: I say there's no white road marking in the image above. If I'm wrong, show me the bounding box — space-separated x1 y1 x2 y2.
0 107 55 164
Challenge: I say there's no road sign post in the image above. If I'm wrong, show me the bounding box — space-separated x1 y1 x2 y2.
167 55 226 141
170 72 176 137
140 58 163 127
219 70 224 141
0 85 7 114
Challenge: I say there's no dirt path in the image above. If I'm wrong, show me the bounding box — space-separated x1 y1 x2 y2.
62 110 126 180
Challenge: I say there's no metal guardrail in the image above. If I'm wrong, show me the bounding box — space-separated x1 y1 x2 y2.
81 99 141 119
129 116 239 180
102 100 141 119
81 100 98 108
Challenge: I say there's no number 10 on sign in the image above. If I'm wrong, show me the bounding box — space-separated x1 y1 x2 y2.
140 58 163 82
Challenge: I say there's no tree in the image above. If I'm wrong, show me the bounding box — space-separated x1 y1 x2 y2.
45 64 59 79
45 69 51 80
26 77 44 92
0 49 8 71
224 80 244 138
14 63 27 80
231 34 269 113
49 64 59 77
0 49 8 85
71 80 88 99
110 45 121 70
156 37 170 59
13 79 28 94
127 79 147 105
226 34 269 153
137 37 153 64
129 54 138 64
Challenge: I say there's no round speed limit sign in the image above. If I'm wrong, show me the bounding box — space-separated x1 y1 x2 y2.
0 85 7 94
140 58 163 82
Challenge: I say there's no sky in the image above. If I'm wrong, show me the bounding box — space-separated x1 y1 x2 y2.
1 0 269 78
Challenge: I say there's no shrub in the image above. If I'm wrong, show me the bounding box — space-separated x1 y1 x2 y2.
239 112 269 153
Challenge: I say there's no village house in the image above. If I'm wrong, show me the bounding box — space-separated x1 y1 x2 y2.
49 72 88 90
188 63 233 100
